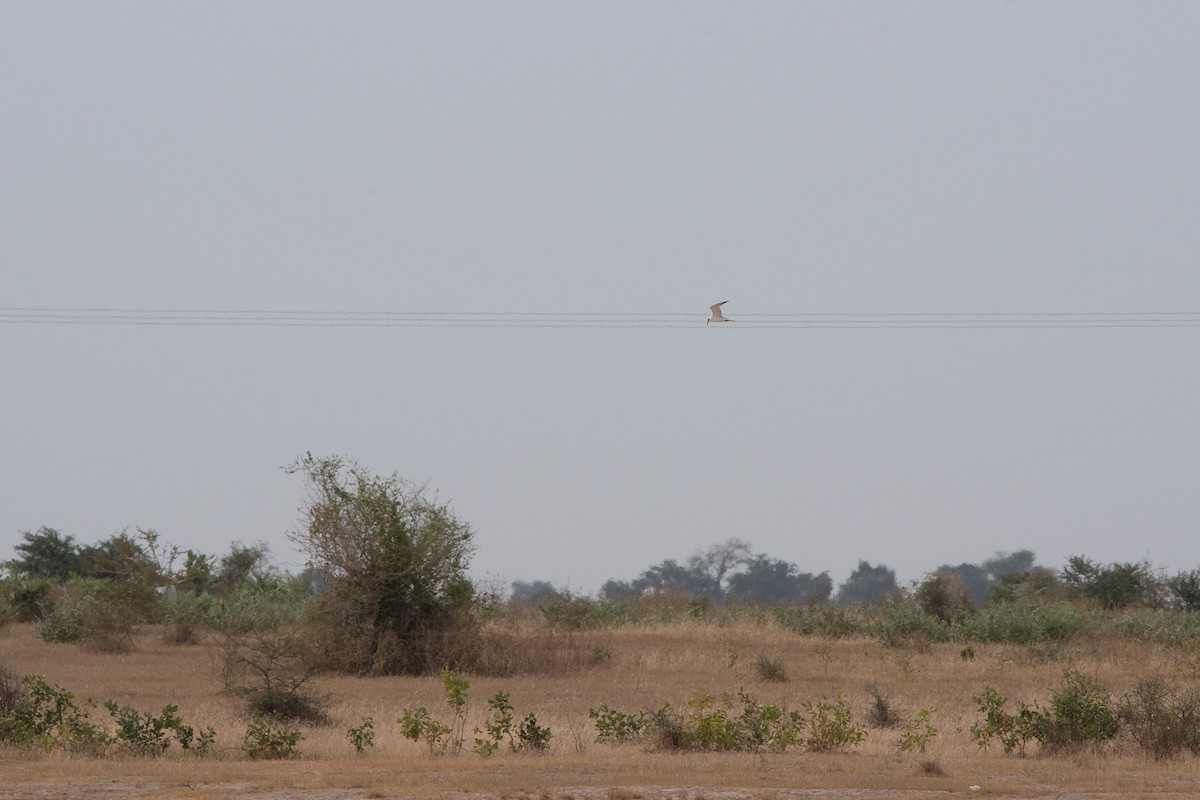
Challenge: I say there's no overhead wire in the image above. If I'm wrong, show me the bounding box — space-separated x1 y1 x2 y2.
2 307 1200 329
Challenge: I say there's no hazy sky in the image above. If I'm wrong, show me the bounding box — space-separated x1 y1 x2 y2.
3 2 1198 593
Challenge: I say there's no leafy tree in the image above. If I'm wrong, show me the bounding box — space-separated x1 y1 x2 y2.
983 550 1037 578
215 541 271 595
286 453 476 675
1165 569 1200 612
835 561 898 606
987 567 1066 604
690 538 753 593
632 558 720 600
936 562 992 607
10 527 82 581
1062 556 1160 609
510 580 558 605
725 555 831 605
914 569 974 623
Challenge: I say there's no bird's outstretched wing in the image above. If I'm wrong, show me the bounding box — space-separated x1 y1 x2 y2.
709 301 728 319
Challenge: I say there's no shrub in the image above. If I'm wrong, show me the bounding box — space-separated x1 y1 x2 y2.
218 627 329 724
104 701 212 756
752 653 788 682
286 453 476 676
971 673 1118 756
1118 675 1200 759
589 704 647 744
970 686 1039 756
0 665 26 730
242 716 302 759
347 717 374 753
398 669 469 755
865 684 902 729
630 690 805 754
1036 671 1118 753
914 571 974 624
2 576 53 622
802 692 866 753
898 708 938 753
0 675 110 752
398 706 453 754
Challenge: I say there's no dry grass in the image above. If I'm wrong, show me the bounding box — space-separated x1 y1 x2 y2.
2 620 1199 799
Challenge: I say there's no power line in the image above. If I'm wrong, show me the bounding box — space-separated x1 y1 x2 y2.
3 307 1200 329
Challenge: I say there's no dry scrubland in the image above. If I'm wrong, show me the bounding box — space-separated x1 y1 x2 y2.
2 620 1200 800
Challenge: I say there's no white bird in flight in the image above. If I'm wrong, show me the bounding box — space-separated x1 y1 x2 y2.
707 301 734 324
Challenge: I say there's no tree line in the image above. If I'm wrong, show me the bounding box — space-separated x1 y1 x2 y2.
4 454 1200 685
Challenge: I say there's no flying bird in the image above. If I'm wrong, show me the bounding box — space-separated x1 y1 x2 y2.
707 301 734 325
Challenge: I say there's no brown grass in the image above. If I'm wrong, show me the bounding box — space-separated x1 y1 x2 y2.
1 620 1199 799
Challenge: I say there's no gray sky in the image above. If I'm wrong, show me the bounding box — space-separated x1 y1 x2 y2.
3 2 1198 592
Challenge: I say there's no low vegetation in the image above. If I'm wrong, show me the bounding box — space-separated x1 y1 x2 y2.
3 455 1200 797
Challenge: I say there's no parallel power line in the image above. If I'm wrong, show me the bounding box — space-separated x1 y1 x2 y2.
3 307 1200 329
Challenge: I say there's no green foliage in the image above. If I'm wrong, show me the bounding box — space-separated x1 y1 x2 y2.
898 708 938 753
9 527 82 581
242 716 303 759
914 570 974 624
0 675 110 752
104 700 212 755
286 453 476 675
638 689 806 753
2 575 54 622
398 669 471 755
836 561 899 606
1036 671 1119 753
517 712 552 751
589 704 648 744
802 692 866 753
971 674 1118 756
398 706 453 754
1062 556 1160 609
1165 569 1200 612
725 555 832 605
347 717 374 753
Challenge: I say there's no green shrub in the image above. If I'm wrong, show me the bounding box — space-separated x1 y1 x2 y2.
0 675 110 752
641 690 806 753
970 686 1040 756
398 706 453 754
898 708 938 753
971 673 1118 756
802 692 866 753
1036 671 1118 753
2 576 53 622
347 717 374 753
398 669 470 755
104 701 212 756
242 716 302 759
516 712 552 751
589 704 648 744
914 571 974 624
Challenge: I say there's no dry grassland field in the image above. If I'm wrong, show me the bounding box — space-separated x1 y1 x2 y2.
2 620 1199 800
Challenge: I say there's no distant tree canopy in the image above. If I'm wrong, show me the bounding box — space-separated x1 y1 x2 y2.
10 527 83 581
835 561 898 606
600 539 830 606
510 579 558 605
936 550 1039 607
